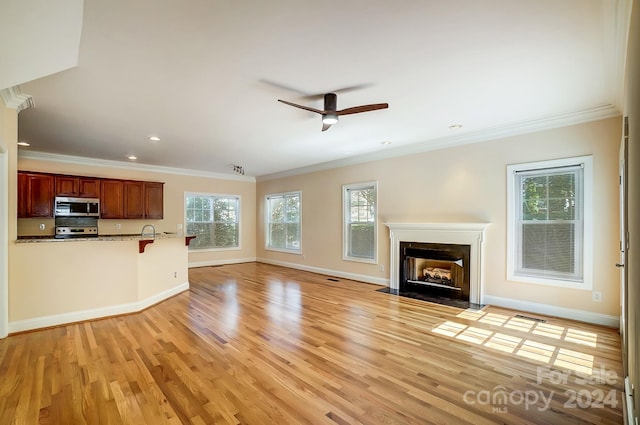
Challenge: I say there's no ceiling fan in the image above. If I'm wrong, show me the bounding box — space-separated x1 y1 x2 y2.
278 93 388 131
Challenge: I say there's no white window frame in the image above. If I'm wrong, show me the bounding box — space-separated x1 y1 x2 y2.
265 191 302 254
185 192 241 251
343 181 378 264
507 156 593 289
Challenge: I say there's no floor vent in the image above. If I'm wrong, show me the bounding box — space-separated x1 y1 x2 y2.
514 314 546 323
327 278 340 282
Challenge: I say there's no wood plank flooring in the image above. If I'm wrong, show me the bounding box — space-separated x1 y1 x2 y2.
0 263 624 424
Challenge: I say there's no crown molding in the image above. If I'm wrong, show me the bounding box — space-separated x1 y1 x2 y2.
257 104 621 181
0 86 34 112
18 150 256 182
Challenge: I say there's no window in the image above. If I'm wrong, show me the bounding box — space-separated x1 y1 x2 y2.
507 156 592 289
266 191 301 252
343 182 377 262
185 193 239 250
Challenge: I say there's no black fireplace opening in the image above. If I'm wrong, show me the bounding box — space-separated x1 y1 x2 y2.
400 241 471 301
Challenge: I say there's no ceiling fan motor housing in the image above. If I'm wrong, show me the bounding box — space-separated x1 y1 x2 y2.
324 93 337 111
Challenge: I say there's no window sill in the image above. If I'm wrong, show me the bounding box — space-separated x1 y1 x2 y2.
343 255 377 265
265 247 302 255
188 246 241 253
508 273 591 290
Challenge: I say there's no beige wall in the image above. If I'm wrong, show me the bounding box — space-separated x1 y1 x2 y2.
16 157 257 265
0 99 19 338
257 117 621 317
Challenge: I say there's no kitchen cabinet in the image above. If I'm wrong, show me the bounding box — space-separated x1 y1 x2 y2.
17 172 55 218
102 179 164 219
18 170 163 220
55 176 100 198
124 181 164 219
124 181 144 219
100 179 124 219
144 182 164 219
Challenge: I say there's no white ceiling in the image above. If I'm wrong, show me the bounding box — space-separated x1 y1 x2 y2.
15 0 629 179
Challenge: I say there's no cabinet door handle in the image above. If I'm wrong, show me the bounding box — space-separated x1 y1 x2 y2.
615 263 625 268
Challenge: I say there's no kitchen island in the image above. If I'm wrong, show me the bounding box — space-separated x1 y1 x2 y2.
10 233 194 333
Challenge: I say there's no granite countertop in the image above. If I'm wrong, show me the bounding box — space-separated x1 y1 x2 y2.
16 232 184 243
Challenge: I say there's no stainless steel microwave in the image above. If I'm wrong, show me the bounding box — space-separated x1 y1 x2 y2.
54 197 100 217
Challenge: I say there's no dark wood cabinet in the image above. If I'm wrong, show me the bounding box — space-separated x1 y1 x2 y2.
101 179 163 219
55 176 100 198
124 181 145 219
19 171 163 220
100 179 124 219
123 181 163 219
17 172 54 218
144 182 164 219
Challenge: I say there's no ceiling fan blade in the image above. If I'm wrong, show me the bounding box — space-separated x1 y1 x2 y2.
300 83 374 101
321 122 332 132
278 99 324 115
337 103 389 116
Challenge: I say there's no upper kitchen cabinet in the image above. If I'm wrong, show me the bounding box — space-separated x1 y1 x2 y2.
55 175 100 198
123 181 144 219
17 172 55 218
100 179 124 219
144 182 164 219
101 179 164 219
124 181 163 219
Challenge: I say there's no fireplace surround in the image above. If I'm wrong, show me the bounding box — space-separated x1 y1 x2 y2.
386 223 489 304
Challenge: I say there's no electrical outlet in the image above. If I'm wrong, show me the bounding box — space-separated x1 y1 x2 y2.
115 223 121 230
592 291 602 302
379 264 385 272
177 223 183 229
39 223 45 230
174 272 177 278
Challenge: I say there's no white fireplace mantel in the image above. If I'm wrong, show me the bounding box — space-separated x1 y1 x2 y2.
385 222 490 304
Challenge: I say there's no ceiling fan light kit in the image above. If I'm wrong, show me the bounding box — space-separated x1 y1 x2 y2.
322 113 338 125
278 92 388 132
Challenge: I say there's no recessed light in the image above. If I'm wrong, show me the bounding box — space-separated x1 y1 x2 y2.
381 141 392 145
148 136 160 141
127 155 137 160
449 124 463 129
17 141 30 146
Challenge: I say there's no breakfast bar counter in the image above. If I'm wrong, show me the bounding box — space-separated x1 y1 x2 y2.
10 233 192 333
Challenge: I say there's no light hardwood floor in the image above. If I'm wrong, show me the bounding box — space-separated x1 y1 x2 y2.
0 263 624 424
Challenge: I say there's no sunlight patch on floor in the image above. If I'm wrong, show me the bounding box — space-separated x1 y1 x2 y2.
516 340 556 363
432 321 467 337
554 348 594 375
478 313 509 326
483 332 522 354
564 328 598 347
532 323 564 340
440 309 598 376
456 326 493 344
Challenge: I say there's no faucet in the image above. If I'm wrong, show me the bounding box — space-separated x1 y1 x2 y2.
141 224 156 239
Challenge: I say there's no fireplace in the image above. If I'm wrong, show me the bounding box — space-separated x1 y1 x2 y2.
400 242 471 300
386 222 489 304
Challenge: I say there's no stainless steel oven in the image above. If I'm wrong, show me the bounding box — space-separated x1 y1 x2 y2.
54 216 99 238
54 197 100 217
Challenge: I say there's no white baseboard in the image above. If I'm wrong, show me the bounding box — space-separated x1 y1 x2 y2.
188 257 257 268
257 257 389 286
9 282 190 334
483 294 620 327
